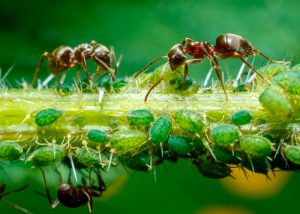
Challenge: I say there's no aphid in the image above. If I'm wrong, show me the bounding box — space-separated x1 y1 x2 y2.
39 167 106 213
28 145 66 166
149 115 172 145
110 130 147 152
0 184 32 214
240 135 273 158
31 41 118 87
259 86 293 119
0 142 23 161
135 33 284 102
35 108 62 127
167 135 194 155
212 145 240 164
127 109 154 127
173 110 205 134
118 151 152 172
284 145 300 165
86 130 110 144
230 110 253 126
211 124 240 145
75 147 100 167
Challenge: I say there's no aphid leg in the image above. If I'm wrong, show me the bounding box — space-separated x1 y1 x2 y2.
144 77 163 102
207 56 228 101
31 52 53 86
182 58 203 90
134 56 168 78
94 56 116 81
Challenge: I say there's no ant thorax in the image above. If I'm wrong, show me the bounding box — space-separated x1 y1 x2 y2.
74 43 94 62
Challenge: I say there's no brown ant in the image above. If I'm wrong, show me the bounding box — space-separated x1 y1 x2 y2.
38 167 106 213
0 183 32 213
135 33 286 102
31 40 118 88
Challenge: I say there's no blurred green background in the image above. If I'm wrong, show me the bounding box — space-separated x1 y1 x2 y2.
1 0 300 213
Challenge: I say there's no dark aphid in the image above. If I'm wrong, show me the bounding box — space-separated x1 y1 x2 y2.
110 130 147 152
0 142 23 161
230 110 253 126
35 108 62 127
118 152 152 172
28 145 66 167
173 110 205 134
240 135 273 158
167 135 194 155
86 130 110 144
154 147 178 163
241 157 270 175
193 155 232 179
0 184 32 214
31 41 118 88
149 115 172 144
135 33 285 102
211 124 239 145
39 167 106 213
212 145 240 164
127 109 154 127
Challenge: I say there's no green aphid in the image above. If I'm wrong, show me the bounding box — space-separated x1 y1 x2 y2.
272 70 300 91
193 155 232 179
230 110 253 125
212 145 240 164
169 75 193 91
284 145 300 165
118 152 151 172
167 135 194 155
211 124 239 145
258 63 289 80
110 130 147 152
240 135 273 158
174 110 204 134
259 86 293 119
87 130 110 144
75 147 100 167
28 146 66 166
149 115 172 144
287 80 300 95
127 109 154 127
35 108 62 127
0 142 23 161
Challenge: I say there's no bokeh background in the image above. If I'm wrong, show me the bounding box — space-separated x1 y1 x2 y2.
1 0 300 213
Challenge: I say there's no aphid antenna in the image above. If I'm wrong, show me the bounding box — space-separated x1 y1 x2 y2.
234 61 246 88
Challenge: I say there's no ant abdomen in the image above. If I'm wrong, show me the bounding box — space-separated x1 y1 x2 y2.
57 183 89 208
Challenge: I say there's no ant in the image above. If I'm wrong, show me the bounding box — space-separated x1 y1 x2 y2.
0 183 32 213
38 167 106 213
135 33 286 102
31 40 118 89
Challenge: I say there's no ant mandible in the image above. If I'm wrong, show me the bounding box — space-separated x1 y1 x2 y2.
31 40 118 88
135 33 285 102
0 183 32 213
38 167 106 214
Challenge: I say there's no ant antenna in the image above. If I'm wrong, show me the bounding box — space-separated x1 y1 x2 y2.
134 56 168 78
254 49 289 65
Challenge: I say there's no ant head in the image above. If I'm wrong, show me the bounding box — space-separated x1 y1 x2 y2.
93 44 111 66
56 46 75 67
168 44 186 71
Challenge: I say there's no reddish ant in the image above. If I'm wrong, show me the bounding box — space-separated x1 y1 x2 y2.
38 167 106 213
135 33 286 102
0 183 32 213
31 41 118 88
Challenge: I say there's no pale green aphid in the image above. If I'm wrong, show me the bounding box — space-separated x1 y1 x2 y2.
230 110 253 125
28 145 66 166
174 110 204 134
35 108 62 127
127 109 154 126
258 63 289 80
240 135 273 158
259 86 293 119
272 70 300 91
75 147 100 166
284 145 300 165
0 142 23 161
110 130 147 152
87 129 110 144
211 124 239 145
149 115 172 144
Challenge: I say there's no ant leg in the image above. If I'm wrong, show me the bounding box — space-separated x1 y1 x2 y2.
238 56 269 83
183 58 203 90
94 56 116 81
110 46 118 78
144 77 163 102
134 56 168 78
76 65 81 81
1 184 28 198
31 52 50 86
80 52 92 84
38 167 54 207
94 168 106 193
254 49 289 64
206 56 228 101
